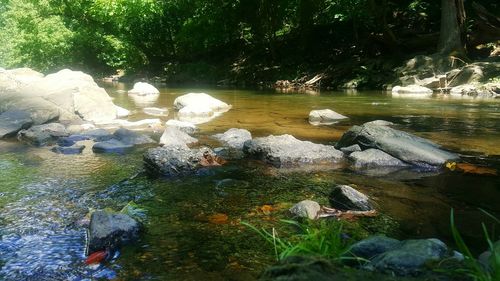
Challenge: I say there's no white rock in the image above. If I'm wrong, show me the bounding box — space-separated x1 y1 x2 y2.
165 119 198 134
392 85 433 95
289 200 321 220
173 93 231 112
115 105 130 118
309 109 348 125
159 127 198 147
128 82 160 96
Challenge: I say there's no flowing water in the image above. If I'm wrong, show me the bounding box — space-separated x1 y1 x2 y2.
0 86 499 280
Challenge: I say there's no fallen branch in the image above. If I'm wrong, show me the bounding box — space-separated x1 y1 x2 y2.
318 206 377 220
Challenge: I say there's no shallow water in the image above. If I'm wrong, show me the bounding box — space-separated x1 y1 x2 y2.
0 86 499 280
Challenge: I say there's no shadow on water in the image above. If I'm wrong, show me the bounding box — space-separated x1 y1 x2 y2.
0 87 499 280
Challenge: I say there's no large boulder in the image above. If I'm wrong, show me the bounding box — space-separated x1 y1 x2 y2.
308 109 348 125
243 134 344 168
127 82 160 96
17 123 69 146
213 128 252 149
392 85 433 95
87 210 140 253
159 127 198 147
336 121 459 168
1 68 118 123
0 110 33 138
173 93 231 124
144 146 217 176
329 185 373 211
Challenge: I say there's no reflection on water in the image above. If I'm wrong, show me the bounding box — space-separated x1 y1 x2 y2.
0 86 499 280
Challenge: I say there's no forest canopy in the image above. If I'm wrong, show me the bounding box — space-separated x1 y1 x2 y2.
0 0 498 82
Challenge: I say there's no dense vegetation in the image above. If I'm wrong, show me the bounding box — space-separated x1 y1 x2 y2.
0 0 498 86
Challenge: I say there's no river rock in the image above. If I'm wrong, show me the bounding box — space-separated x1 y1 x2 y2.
51 144 85 155
77 129 113 142
336 121 459 168
447 62 500 87
308 109 348 125
339 144 361 154
349 148 408 168
128 82 159 96
392 85 433 95
95 118 162 130
289 200 321 220
165 119 198 134
144 146 216 176
450 83 499 98
17 123 69 146
329 185 373 211
0 68 118 123
173 93 231 124
243 134 344 168
57 135 90 147
367 238 449 275
159 127 198 147
213 128 252 149
115 106 130 118
0 110 33 138
350 236 401 259
88 210 140 253
113 128 155 145
92 139 134 154
143 107 168 116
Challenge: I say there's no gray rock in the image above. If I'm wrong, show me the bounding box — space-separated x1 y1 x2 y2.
350 236 401 259
336 121 459 168
0 110 33 138
447 62 500 87
259 256 337 281
416 76 446 89
478 240 500 271
113 128 155 145
368 238 449 275
350 149 409 168
165 119 198 134
77 129 113 142
340 144 362 154
57 135 90 147
364 120 394 126
159 127 198 147
289 200 321 220
450 83 500 98
88 210 140 253
213 128 252 149
308 109 348 125
92 139 134 154
144 146 216 176
17 123 69 146
243 134 344 168
329 185 373 211
51 145 85 155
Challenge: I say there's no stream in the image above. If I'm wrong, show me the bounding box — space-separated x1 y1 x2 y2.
0 86 499 280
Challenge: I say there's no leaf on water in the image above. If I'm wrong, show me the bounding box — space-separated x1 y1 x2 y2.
456 163 497 176
445 162 457 171
208 213 229 224
85 250 107 265
260 204 273 215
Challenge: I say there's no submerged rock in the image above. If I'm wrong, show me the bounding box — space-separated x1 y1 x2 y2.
143 107 169 116
289 200 321 220
213 128 252 149
17 123 69 146
336 121 459 168
367 238 449 275
128 82 159 96
92 139 134 154
165 119 198 134
329 185 373 211
51 144 85 155
87 210 140 253
159 127 198 147
144 146 217 176
308 109 348 125
113 128 155 145
259 256 338 281
0 110 33 138
243 134 343 168
350 236 401 260
76 129 113 142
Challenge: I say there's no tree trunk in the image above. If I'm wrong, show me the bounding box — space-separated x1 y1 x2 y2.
437 0 466 55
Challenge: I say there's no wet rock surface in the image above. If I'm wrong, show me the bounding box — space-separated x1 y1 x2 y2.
336 121 459 168
51 145 86 155
159 127 198 147
349 148 408 168
329 185 373 211
112 128 155 145
144 146 217 176
0 110 33 138
213 128 252 149
92 139 134 154
243 134 343 168
88 210 140 253
309 109 348 125
17 123 69 146
165 119 198 134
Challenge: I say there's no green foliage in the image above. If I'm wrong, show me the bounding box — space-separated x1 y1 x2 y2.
242 219 356 262
450 209 500 281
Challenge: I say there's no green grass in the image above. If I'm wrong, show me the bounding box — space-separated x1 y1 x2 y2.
450 209 500 281
241 219 358 263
